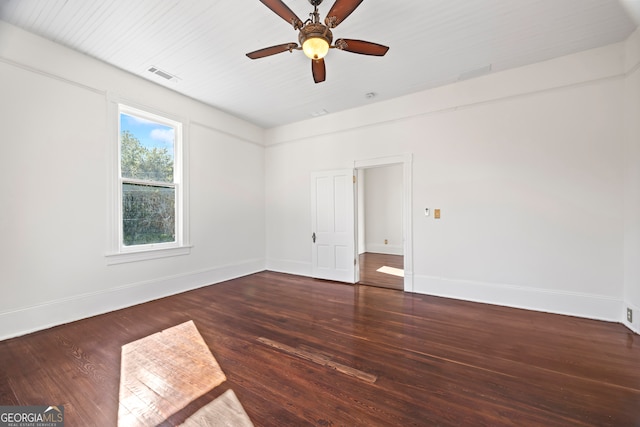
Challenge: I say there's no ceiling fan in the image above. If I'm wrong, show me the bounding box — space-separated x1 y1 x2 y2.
246 0 389 83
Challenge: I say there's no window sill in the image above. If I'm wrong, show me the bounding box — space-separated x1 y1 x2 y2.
106 245 192 265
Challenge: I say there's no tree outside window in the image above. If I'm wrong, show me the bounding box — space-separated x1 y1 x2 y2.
119 108 181 248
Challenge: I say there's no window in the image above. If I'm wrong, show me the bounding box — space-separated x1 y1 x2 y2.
107 101 190 264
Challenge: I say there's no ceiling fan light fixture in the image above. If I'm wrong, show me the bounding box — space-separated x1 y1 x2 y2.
299 22 333 60
246 0 388 83
302 36 330 60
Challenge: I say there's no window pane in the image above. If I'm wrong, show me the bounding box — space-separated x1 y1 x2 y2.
122 183 175 246
120 113 174 182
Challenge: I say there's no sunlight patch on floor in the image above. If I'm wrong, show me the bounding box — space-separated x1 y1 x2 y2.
376 265 404 277
181 389 253 427
118 320 230 426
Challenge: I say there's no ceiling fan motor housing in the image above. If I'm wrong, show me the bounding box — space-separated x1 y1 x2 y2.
299 23 333 49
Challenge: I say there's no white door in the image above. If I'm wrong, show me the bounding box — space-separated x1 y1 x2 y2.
311 169 356 283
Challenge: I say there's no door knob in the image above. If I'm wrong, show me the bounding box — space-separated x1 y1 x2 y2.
312 232 316 243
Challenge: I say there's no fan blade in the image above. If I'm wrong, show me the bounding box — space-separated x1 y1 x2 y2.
335 39 389 56
324 0 364 28
259 0 303 29
312 58 326 83
246 43 298 59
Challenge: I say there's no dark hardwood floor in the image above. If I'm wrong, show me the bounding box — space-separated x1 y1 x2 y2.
1 271 639 426
358 252 404 290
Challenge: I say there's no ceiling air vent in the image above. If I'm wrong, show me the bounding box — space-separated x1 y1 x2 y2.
310 109 328 117
147 66 178 82
457 64 492 82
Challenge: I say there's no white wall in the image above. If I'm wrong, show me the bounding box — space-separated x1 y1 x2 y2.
0 22 266 340
265 38 633 322
363 165 403 255
623 28 640 333
2 20 638 339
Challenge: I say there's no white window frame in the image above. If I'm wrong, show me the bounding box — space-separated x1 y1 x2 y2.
106 97 190 264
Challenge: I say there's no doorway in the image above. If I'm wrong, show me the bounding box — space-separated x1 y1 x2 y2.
354 155 412 292
358 252 404 290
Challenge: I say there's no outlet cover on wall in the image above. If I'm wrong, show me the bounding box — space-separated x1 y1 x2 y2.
627 308 633 323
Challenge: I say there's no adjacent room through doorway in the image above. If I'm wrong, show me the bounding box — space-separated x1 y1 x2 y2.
357 163 404 290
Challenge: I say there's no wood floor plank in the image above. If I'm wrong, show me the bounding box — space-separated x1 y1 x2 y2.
1 271 639 426
256 337 378 383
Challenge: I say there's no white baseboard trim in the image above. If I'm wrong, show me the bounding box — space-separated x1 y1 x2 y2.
622 300 640 334
412 274 623 323
365 244 404 256
10 262 629 342
0 258 265 341
265 258 312 278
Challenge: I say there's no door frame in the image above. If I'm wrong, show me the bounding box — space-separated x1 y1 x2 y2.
354 154 413 292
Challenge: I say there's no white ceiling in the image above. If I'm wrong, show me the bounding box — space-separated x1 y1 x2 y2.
0 0 637 128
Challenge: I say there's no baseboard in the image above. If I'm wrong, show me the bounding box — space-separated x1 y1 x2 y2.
412 274 623 323
365 244 404 256
0 258 265 341
265 258 312 278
